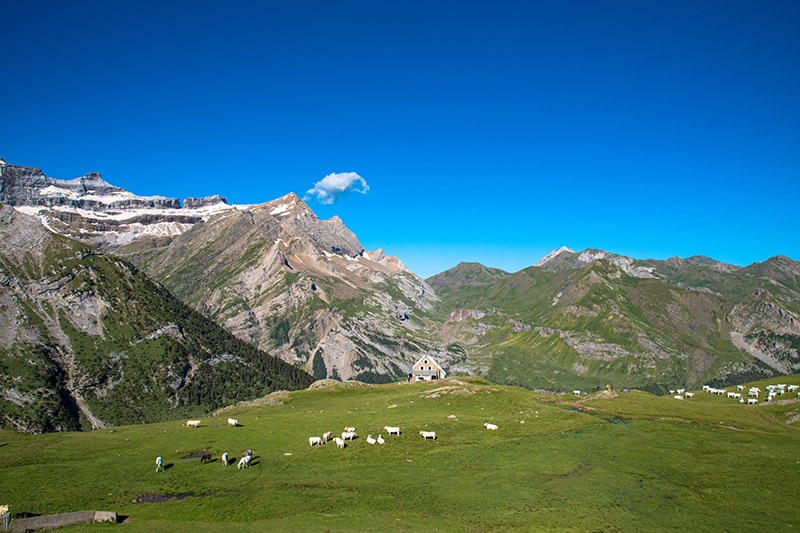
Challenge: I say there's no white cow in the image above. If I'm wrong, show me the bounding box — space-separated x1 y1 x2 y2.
227 418 238 427
367 435 377 445
344 426 356 433
384 426 401 436
334 437 346 449
747 398 758 405
309 436 323 447
419 431 437 440
322 431 333 443
483 423 498 430
238 455 252 469
222 452 229 466
186 420 201 428
377 434 385 445
342 431 357 441
685 392 695 398
155 456 163 472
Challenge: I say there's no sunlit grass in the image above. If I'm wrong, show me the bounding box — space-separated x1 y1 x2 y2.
1 377 799 531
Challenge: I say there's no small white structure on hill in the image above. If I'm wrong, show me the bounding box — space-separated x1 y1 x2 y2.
409 355 447 381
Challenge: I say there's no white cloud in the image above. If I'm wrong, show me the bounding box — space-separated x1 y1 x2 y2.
305 172 369 205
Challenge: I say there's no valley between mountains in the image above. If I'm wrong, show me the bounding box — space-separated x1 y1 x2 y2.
1 159 799 431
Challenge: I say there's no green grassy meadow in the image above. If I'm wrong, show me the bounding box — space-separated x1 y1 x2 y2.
2 377 800 531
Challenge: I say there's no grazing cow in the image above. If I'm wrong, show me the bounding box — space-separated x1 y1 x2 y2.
322 431 333 443
309 436 323 446
419 431 437 440
186 420 201 428
222 452 229 466
155 456 163 472
747 398 758 405
237 455 252 469
685 392 695 398
334 437 346 449
342 431 357 441
383 426 401 436
227 418 238 427
200 453 212 464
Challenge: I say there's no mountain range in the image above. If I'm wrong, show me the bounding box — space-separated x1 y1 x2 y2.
2 159 799 430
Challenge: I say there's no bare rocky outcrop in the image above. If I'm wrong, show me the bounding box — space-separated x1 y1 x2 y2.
1 161 228 248
184 195 228 208
727 289 800 373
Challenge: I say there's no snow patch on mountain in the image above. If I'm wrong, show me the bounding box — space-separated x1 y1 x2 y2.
575 250 655 278
536 246 575 266
38 183 170 205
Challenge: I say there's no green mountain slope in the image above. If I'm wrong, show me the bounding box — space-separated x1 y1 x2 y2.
429 253 800 393
0 204 313 432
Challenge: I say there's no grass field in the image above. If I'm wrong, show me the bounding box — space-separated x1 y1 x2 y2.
2 377 800 531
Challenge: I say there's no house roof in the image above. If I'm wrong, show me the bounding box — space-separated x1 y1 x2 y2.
411 355 445 375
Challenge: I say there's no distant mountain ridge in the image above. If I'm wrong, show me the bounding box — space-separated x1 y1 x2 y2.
2 158 800 421
429 248 800 393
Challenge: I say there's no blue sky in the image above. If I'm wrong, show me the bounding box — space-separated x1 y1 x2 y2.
3 1 799 278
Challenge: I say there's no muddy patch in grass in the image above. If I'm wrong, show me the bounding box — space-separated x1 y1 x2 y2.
135 492 198 504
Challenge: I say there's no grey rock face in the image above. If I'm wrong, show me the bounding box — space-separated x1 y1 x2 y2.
0 162 181 210
184 195 228 208
0 162 222 247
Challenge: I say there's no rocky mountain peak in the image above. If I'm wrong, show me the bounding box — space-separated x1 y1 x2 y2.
265 192 312 218
685 255 739 273
535 246 575 267
0 162 179 210
258 193 364 258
